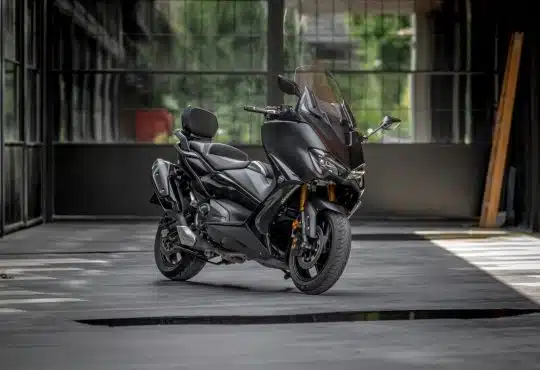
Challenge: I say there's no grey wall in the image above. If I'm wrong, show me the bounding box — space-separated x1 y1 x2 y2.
53 143 488 220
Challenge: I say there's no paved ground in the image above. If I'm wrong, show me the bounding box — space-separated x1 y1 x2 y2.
1 222 540 369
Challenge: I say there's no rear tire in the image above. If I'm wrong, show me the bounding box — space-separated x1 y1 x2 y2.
154 224 206 281
289 211 351 295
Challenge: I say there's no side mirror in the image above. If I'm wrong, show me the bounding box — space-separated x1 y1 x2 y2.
381 115 401 130
363 115 402 140
277 75 301 97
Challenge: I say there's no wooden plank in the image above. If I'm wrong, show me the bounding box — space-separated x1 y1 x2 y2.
480 33 520 223
488 34 516 173
479 34 515 225
480 32 524 228
481 33 523 227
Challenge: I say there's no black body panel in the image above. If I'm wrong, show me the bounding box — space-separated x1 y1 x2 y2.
348 133 366 170
151 159 175 198
185 157 209 176
207 199 251 224
262 120 328 182
151 159 182 211
206 223 269 259
309 198 346 215
267 154 301 183
253 183 299 235
212 173 261 209
223 168 274 202
199 174 257 210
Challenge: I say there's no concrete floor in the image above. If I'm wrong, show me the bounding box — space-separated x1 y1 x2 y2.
1 222 540 369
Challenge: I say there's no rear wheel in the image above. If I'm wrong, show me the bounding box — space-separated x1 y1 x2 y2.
154 223 206 281
289 211 351 295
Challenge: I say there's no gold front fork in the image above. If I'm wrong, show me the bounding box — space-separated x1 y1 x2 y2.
291 184 309 249
299 184 308 211
327 184 336 202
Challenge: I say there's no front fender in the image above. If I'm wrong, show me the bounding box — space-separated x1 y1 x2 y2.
304 198 346 238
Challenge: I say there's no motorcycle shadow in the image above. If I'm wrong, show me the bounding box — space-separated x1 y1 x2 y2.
192 280 299 294
154 279 295 294
154 279 359 297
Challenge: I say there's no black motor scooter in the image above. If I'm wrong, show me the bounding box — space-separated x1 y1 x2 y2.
150 66 400 294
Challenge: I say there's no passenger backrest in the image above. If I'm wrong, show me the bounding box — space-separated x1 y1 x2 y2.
181 107 218 139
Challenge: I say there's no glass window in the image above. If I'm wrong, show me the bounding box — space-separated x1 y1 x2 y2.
133 0 269 71
111 72 267 144
3 62 21 142
72 78 83 141
27 0 38 67
50 8 67 70
3 0 20 61
4 146 24 225
50 0 275 144
27 147 43 220
27 70 41 142
57 75 69 142
283 1 416 142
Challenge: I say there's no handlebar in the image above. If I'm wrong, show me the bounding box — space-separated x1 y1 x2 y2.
243 105 278 115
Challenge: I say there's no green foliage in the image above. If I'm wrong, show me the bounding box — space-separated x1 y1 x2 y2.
342 14 412 141
141 0 270 144
140 2 413 144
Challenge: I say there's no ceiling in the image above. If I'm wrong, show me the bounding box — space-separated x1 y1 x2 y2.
285 0 442 15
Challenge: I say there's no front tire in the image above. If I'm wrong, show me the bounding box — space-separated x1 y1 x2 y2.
154 223 206 281
289 211 351 295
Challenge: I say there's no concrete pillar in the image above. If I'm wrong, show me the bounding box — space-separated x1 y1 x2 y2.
411 13 432 143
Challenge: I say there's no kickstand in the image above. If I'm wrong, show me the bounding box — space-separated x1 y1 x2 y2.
283 271 291 280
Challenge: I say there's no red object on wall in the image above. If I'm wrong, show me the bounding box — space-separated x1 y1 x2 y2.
135 109 173 142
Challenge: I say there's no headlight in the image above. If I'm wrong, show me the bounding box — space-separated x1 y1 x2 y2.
309 148 348 177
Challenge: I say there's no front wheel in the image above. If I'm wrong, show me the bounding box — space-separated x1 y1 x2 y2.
289 211 352 295
154 223 206 281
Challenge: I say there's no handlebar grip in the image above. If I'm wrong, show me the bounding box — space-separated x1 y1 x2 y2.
243 106 268 114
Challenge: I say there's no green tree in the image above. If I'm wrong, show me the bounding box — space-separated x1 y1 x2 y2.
341 13 412 141
136 3 411 144
138 0 284 144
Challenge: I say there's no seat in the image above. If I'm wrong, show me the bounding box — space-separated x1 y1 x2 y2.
189 141 274 179
189 141 250 171
181 106 274 178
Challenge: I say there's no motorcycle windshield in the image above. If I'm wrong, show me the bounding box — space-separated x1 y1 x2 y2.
294 65 361 169
293 65 352 128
